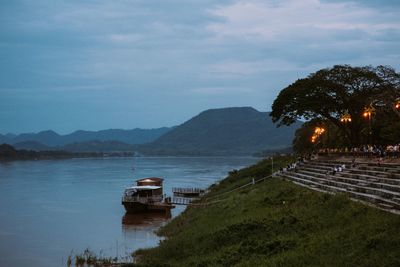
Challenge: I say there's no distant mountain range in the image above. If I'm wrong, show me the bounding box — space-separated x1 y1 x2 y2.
0 128 171 147
1 107 302 156
137 107 302 156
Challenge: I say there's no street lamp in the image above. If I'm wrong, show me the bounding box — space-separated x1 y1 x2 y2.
363 104 375 143
395 100 400 109
340 111 352 123
363 106 375 119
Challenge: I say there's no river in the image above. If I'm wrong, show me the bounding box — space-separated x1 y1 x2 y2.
0 157 258 267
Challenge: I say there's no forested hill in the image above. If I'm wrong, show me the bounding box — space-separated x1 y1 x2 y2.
138 107 302 156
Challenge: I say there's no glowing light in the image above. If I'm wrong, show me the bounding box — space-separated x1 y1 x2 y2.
363 105 375 119
311 127 326 143
340 111 352 123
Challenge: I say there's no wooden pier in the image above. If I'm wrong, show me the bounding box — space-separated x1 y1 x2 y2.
172 187 205 197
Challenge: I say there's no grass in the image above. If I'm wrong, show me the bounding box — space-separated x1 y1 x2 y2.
68 249 120 266
124 155 400 266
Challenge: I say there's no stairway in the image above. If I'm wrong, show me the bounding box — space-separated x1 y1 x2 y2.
276 158 400 214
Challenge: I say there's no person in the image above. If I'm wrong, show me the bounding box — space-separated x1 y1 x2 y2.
351 158 356 168
377 157 382 167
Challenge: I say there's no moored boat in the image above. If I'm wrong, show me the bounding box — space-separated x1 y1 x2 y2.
122 177 175 214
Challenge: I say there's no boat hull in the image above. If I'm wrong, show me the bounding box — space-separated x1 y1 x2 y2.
122 201 175 214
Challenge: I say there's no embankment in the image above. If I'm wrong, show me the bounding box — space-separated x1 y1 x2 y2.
132 156 400 267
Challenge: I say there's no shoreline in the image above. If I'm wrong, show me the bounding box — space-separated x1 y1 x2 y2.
129 155 400 266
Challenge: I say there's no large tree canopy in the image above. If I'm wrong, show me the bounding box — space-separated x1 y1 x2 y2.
270 65 400 146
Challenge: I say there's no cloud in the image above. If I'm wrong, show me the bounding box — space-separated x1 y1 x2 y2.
207 59 303 77
190 86 255 95
1 0 400 133
207 0 400 42
203 0 400 75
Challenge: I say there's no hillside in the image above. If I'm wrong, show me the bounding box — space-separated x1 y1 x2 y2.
13 141 54 151
133 156 400 267
138 107 302 156
61 140 135 152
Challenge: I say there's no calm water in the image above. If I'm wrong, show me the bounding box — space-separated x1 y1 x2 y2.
0 157 258 267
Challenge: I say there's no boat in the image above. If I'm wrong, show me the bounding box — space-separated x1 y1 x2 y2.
121 177 175 214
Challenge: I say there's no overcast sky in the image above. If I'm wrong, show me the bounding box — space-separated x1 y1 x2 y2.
1 0 400 134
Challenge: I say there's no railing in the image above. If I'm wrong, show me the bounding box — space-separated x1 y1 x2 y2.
122 195 163 204
171 197 198 205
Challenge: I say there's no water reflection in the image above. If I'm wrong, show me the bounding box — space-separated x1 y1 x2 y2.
122 212 171 230
121 212 172 255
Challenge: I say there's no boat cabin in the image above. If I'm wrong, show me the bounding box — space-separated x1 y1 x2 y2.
136 177 163 195
124 177 163 200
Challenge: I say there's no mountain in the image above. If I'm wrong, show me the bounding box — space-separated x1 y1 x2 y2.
13 141 53 151
12 130 63 147
0 134 6 144
61 128 171 145
61 140 135 152
5 133 16 139
138 107 302 156
2 107 301 156
2 127 171 146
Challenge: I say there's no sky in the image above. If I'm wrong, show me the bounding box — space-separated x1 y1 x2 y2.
1 0 400 134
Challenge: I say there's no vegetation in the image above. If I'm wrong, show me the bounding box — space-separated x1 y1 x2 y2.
128 156 400 267
0 143 133 161
270 65 400 148
67 249 122 267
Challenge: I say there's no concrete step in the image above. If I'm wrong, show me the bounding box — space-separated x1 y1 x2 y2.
277 173 400 212
354 167 400 179
284 170 400 200
298 165 400 192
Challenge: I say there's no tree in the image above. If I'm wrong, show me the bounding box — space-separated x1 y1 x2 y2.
270 65 400 146
370 66 400 117
0 143 18 160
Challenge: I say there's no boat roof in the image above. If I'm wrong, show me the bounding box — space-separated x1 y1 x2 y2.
126 185 161 190
136 177 164 182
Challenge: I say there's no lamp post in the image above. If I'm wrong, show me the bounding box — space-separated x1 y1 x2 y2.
363 105 375 144
340 111 352 123
395 99 400 110
340 111 352 148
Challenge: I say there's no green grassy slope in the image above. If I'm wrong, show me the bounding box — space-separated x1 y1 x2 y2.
133 157 400 267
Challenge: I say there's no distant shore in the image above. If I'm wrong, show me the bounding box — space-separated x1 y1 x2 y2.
0 143 135 161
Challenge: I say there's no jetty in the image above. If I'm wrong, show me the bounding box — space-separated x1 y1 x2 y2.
172 187 205 197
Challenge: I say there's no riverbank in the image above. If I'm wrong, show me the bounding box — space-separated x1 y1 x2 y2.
130 156 400 267
0 143 134 161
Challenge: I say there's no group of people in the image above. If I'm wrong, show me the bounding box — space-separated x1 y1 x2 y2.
318 144 400 158
327 164 346 176
279 157 307 173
